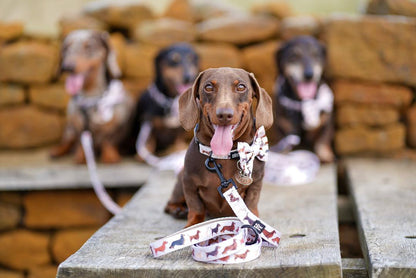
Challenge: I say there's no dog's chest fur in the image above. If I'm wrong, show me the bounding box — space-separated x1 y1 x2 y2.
183 140 265 217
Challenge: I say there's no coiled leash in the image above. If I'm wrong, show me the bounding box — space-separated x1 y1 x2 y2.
150 127 280 264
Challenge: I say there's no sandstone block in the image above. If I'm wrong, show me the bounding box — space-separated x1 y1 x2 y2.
123 43 160 79
23 190 110 228
0 106 64 149
197 15 279 45
280 16 322 40
332 80 413 109
335 123 406 155
0 192 22 205
191 1 241 23
29 83 69 111
0 230 50 270
109 32 126 74
52 228 97 263
134 18 196 47
59 14 107 38
251 1 293 19
0 41 59 84
122 77 152 100
367 0 416 17
164 0 194 22
336 104 399 127
28 266 57 278
83 1 154 35
241 40 279 93
194 42 242 70
0 21 23 42
0 202 21 231
0 83 25 106
324 15 416 86
407 105 416 148
0 269 24 278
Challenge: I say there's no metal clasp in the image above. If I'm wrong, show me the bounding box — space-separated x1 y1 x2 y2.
205 156 238 198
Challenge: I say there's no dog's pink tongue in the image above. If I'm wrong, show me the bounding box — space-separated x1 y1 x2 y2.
176 84 192 95
65 74 85 96
297 82 317 100
210 125 233 157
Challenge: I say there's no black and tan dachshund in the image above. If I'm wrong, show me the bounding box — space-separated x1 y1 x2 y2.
273 36 334 163
133 43 199 164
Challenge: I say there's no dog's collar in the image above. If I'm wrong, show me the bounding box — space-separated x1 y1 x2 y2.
148 83 175 113
193 124 240 160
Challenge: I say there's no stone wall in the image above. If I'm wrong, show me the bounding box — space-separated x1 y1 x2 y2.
1 0 415 156
0 189 134 278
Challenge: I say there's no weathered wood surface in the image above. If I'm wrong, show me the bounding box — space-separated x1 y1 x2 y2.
57 164 341 278
0 149 151 190
342 258 368 278
346 158 416 278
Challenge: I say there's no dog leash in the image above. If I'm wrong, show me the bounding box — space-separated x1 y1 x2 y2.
150 129 280 264
76 80 128 215
81 131 122 215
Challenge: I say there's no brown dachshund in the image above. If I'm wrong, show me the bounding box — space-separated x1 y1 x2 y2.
164 67 273 227
50 30 133 164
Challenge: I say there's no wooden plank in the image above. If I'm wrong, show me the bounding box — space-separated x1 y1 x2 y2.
57 164 341 278
0 148 151 190
346 158 416 278
0 162 150 190
342 258 368 278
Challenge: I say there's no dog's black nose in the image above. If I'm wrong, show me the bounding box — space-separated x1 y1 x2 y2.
303 67 314 81
183 73 193 84
216 107 234 124
61 64 75 73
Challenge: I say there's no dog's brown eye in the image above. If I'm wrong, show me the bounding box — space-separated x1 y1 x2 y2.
236 84 246 92
204 83 214 93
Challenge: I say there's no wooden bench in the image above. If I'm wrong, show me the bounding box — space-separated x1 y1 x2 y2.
55 158 416 277
345 158 416 278
57 164 344 277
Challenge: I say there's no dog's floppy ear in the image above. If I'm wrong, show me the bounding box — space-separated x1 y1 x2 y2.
179 71 204 131
249 72 273 130
99 32 121 80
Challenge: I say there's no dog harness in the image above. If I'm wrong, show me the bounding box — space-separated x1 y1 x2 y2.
74 80 127 125
150 126 279 264
276 77 334 130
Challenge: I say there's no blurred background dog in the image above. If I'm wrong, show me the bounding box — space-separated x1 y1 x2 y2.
50 30 133 164
132 43 199 164
272 35 334 163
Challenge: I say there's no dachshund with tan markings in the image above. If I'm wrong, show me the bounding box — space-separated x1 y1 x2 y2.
50 30 133 164
164 67 273 227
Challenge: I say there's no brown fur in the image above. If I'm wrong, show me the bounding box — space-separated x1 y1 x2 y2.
164 67 273 227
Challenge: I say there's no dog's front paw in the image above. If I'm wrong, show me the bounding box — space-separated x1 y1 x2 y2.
164 202 188 219
101 142 121 164
315 144 335 163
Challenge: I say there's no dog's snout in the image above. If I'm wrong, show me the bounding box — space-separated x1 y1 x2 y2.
61 63 75 73
216 107 234 124
303 67 314 81
183 72 193 84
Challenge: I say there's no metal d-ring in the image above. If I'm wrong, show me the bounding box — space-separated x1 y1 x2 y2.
241 224 259 245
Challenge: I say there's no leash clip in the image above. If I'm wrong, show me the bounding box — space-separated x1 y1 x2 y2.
205 156 238 199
